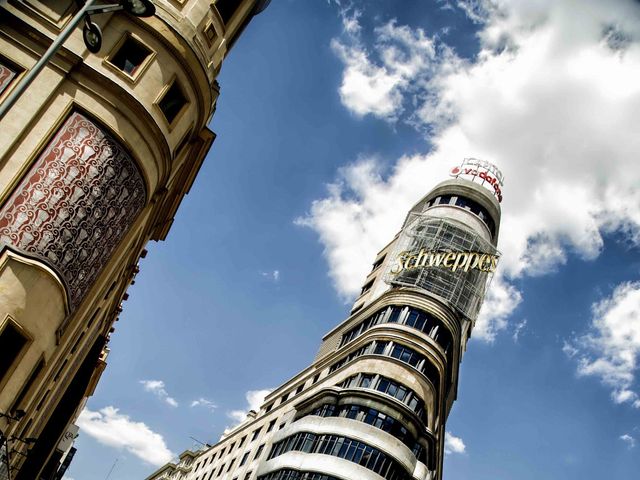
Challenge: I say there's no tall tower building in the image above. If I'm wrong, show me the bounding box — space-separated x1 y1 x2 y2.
146 162 503 480
0 1 269 479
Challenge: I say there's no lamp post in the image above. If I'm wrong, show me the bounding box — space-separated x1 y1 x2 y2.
0 411 26 480
0 0 155 121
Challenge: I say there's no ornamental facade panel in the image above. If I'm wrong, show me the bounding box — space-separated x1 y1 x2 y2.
0 61 17 95
0 111 146 309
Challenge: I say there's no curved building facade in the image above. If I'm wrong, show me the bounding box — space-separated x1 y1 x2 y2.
0 1 269 478
146 172 502 480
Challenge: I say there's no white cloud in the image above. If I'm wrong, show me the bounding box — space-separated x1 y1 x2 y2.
260 270 280 282
190 397 218 412
299 0 640 341
620 434 636 449
444 431 466 454
140 380 178 407
566 282 640 408
77 406 174 466
562 341 579 359
512 318 527 343
331 5 447 122
226 389 273 428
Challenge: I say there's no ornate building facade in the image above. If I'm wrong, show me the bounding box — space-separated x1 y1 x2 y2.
145 170 503 480
0 1 269 479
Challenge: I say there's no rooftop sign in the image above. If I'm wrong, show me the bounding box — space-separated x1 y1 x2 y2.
450 158 504 202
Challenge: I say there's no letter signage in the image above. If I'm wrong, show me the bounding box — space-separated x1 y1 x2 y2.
450 157 504 202
390 248 499 275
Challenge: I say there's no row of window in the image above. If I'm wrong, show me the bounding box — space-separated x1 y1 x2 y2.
193 443 262 480
2 38 186 128
265 372 322 413
258 470 339 480
195 468 252 480
309 403 426 462
340 305 453 357
0 305 106 445
107 36 187 125
193 415 291 479
267 432 410 480
338 373 427 423
425 195 496 236
329 340 440 396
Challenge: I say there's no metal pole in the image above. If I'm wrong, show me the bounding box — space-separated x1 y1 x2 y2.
0 433 10 480
0 0 97 121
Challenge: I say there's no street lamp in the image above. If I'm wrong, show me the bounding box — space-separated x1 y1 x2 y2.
0 0 156 121
1 411 27 480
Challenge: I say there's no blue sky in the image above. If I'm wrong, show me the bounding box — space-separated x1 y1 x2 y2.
65 1 640 479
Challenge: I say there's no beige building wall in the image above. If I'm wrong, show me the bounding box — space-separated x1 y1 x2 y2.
0 1 269 478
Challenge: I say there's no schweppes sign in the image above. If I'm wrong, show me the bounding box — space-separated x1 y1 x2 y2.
390 249 499 274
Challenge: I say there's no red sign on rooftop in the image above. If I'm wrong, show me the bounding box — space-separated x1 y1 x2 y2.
450 158 504 202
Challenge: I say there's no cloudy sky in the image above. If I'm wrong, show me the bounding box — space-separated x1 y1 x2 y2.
65 1 640 479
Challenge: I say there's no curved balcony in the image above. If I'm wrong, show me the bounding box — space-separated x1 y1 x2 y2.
327 337 443 403
262 430 413 480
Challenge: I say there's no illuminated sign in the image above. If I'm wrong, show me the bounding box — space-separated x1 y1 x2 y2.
450 157 504 202
390 248 499 275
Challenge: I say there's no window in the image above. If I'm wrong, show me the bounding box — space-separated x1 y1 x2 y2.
278 422 286 430
204 22 217 46
360 279 374 296
238 436 246 448
70 331 85 354
108 35 152 77
266 419 276 432
264 403 273 413
254 444 265 459
371 255 386 272
35 389 50 411
226 459 235 472
295 384 304 395
215 0 241 24
10 357 44 413
158 80 187 124
244 472 252 480
239 451 250 466
250 428 260 441
53 359 68 382
0 319 29 384
349 303 363 315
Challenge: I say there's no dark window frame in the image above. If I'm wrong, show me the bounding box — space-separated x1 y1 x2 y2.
0 316 31 389
106 33 154 79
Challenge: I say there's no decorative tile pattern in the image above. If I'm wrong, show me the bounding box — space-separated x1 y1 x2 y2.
0 61 17 95
0 112 146 310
